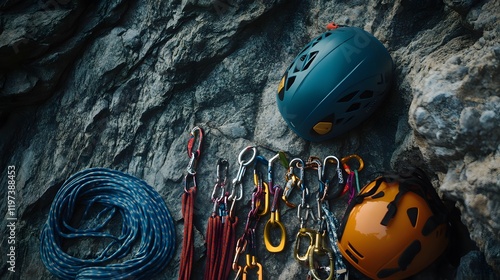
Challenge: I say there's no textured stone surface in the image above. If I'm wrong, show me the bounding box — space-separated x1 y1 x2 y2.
0 0 498 279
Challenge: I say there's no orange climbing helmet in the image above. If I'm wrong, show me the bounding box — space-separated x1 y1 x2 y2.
338 168 449 280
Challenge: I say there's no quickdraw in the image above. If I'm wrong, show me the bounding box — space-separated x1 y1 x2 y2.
204 159 237 280
179 126 203 280
263 152 287 253
230 146 260 280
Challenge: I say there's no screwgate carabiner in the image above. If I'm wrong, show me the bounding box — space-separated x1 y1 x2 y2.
282 158 305 208
308 231 335 280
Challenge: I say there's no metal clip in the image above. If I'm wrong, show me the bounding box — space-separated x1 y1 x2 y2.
341 154 364 175
242 261 263 280
186 126 203 175
211 159 229 201
282 158 304 208
229 146 257 201
308 231 334 280
263 207 286 252
254 156 269 216
294 227 316 265
322 155 345 200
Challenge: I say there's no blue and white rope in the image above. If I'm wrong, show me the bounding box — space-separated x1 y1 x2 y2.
322 203 348 279
40 168 175 279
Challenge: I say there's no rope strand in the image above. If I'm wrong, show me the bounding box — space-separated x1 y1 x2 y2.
40 168 176 280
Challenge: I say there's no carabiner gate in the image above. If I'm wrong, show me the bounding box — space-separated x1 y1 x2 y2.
308 231 335 280
186 126 203 175
282 158 304 208
229 146 257 202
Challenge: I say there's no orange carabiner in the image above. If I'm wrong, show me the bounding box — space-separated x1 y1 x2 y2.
341 154 364 175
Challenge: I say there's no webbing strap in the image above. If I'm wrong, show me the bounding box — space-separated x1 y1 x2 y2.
40 168 175 280
179 187 197 280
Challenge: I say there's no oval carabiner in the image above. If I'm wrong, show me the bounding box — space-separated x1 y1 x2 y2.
238 146 257 167
264 209 286 252
294 227 316 264
341 154 364 175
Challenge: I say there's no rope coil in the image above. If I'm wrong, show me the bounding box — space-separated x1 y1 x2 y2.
40 168 176 280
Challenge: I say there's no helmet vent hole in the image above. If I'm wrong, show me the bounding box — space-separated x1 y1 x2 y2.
286 76 296 91
346 102 361 112
303 51 318 71
359 90 374 99
407 207 418 228
338 91 358 102
348 242 364 258
324 31 332 37
372 191 385 199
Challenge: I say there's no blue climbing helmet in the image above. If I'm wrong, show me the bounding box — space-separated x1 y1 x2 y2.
277 25 394 142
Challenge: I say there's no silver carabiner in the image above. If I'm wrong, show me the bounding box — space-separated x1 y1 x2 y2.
229 146 257 201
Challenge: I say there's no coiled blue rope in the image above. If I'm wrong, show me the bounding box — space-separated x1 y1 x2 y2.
40 168 176 279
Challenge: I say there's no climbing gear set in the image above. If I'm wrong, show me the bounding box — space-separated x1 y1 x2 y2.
287 155 353 280
204 159 237 280
263 152 287 253
276 24 394 141
338 167 450 280
179 126 204 280
40 168 176 280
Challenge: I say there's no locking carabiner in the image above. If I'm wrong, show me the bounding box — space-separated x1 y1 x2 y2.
282 158 305 208
308 230 335 280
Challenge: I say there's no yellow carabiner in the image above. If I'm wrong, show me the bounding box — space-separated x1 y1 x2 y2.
254 177 269 216
263 210 286 252
341 154 364 175
308 231 335 280
294 227 316 264
242 261 263 280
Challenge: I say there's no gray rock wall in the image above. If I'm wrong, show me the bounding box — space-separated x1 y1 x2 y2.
1 0 498 279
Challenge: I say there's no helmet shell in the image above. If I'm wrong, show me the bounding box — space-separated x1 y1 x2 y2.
338 178 449 280
277 26 393 141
